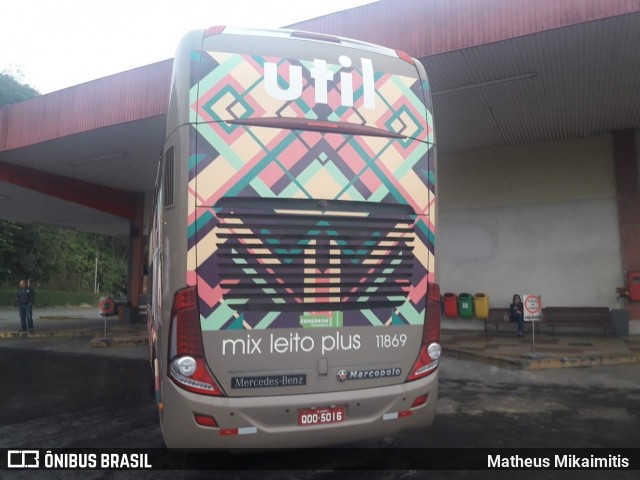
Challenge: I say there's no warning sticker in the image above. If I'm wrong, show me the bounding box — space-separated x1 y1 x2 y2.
523 294 542 322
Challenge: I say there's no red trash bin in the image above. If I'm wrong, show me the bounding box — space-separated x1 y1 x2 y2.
443 293 458 318
628 272 640 301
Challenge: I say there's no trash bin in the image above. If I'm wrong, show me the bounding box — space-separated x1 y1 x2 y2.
458 293 473 318
474 293 490 319
122 306 139 324
628 272 640 301
610 309 629 337
443 293 458 318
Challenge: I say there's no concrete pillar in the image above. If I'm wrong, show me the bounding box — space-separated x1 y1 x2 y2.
612 130 640 328
128 193 146 309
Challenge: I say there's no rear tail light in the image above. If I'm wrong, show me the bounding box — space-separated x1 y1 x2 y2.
168 287 225 396
406 283 441 381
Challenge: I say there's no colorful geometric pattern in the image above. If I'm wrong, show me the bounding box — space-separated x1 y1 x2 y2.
186 51 435 331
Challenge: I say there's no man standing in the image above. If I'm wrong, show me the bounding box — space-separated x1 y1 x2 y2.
16 279 35 333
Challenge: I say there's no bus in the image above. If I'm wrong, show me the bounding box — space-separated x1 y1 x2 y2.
148 25 439 448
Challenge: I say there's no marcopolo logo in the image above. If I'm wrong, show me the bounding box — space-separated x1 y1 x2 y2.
337 368 401 382
264 56 376 109
7 450 39 468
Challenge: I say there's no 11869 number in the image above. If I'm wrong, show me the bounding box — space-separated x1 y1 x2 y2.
375 333 407 349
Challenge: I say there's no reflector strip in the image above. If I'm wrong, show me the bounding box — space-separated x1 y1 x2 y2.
219 427 258 436
395 50 415 65
195 414 217 428
204 26 226 37
383 410 413 421
154 358 160 403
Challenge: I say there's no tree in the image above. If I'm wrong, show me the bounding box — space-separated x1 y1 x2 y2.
0 70 39 106
1 223 129 292
0 221 21 282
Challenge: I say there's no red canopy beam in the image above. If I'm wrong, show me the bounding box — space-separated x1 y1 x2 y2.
0 160 137 219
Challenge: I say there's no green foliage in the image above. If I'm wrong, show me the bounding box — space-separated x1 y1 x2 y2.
0 71 39 106
0 289 102 307
0 223 129 295
0 221 20 279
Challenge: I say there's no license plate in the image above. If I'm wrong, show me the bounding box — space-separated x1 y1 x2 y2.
298 406 345 426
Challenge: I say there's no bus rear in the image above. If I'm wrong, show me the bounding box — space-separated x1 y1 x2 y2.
153 26 439 448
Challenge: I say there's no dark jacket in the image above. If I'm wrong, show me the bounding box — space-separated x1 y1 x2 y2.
509 302 523 318
16 286 35 305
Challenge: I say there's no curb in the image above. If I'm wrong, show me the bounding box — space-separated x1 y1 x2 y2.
443 346 640 371
524 353 640 371
0 329 100 339
38 316 102 321
443 347 525 369
90 334 148 348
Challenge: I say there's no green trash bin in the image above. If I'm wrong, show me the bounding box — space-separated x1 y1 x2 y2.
474 293 490 319
458 293 473 318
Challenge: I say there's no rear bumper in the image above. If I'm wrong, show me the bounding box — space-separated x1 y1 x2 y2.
160 370 438 448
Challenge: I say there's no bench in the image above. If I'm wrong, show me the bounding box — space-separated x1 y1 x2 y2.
542 307 610 335
482 308 538 333
482 308 509 332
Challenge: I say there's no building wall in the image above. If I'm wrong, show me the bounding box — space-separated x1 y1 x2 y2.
438 135 624 309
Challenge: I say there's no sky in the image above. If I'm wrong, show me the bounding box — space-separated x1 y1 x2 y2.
1 0 377 94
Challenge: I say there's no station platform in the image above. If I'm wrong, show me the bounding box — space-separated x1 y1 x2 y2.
441 318 640 370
